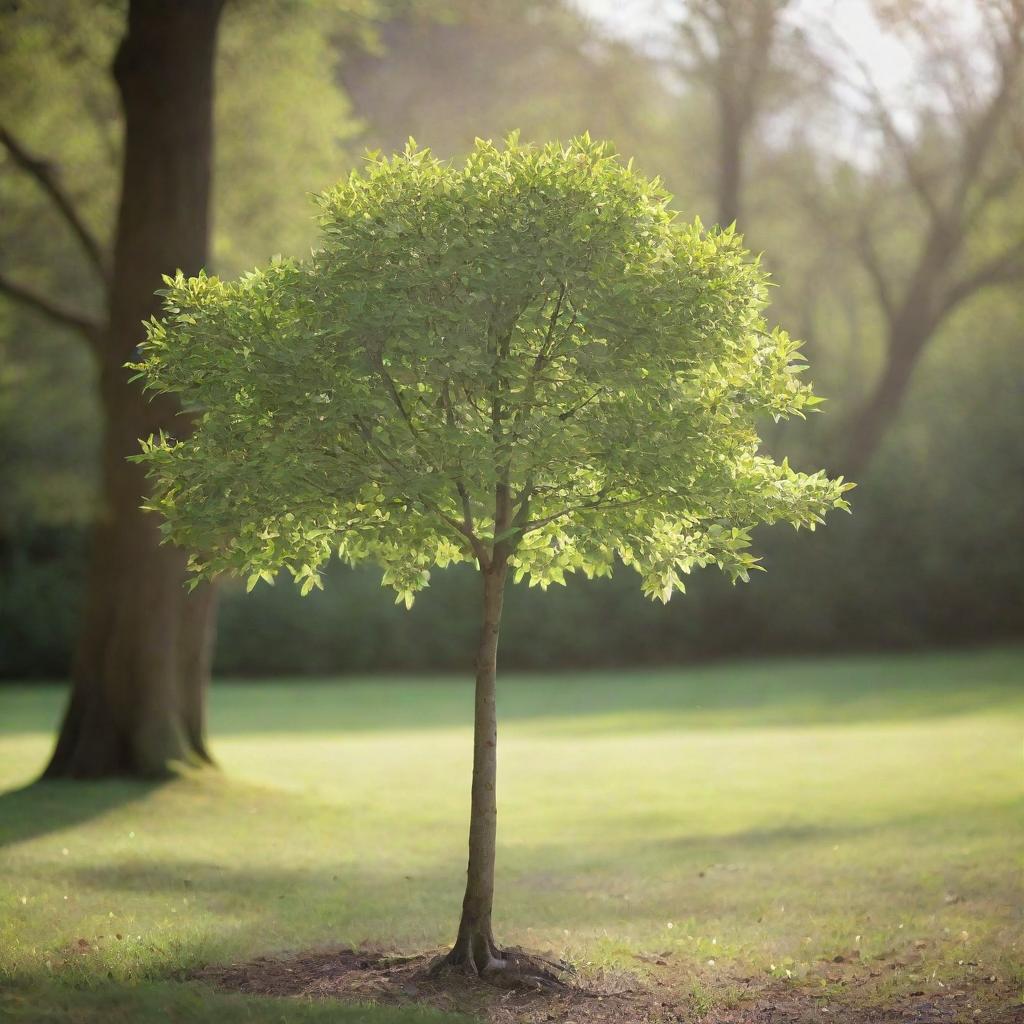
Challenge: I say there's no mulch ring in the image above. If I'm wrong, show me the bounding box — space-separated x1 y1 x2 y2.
193 945 1022 1023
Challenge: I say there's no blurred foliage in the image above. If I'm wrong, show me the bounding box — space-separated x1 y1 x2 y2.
1 0 1022 677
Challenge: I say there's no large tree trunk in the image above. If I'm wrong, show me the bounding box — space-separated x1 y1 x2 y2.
446 560 508 973
44 0 225 778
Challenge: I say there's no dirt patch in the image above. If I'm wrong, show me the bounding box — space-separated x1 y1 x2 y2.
195 945 1022 1024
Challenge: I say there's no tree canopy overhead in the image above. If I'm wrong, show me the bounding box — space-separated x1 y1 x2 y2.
134 135 851 608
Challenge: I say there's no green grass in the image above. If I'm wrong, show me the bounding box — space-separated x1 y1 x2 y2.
1 648 1021 1021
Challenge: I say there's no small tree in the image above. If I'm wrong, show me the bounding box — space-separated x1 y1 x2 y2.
133 136 851 979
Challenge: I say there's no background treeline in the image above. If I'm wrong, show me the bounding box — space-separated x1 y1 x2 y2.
2 0 1022 679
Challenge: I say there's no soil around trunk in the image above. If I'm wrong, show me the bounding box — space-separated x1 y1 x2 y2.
193 943 1021 1023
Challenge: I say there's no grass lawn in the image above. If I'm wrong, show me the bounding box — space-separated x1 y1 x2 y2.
1 648 1021 1021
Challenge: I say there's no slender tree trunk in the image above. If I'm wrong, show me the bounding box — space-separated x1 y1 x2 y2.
446 559 509 973
44 0 225 779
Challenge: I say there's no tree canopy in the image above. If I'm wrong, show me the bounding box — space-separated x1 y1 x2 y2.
133 135 851 605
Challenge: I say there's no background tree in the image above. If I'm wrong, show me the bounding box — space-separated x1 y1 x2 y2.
0 0 368 773
131 137 851 977
824 0 1024 475
338 0 675 169
663 0 799 228
2 0 1020 686
0 0 225 776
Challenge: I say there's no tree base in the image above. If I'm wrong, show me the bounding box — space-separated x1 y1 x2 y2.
43 692 216 780
433 932 571 991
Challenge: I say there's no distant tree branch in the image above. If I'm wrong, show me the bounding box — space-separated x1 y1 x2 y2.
675 14 716 78
964 157 1022 229
942 236 1024 315
951 5 1024 214
674 1 791 133
832 46 945 224
855 224 895 323
735 1 786 123
826 0 1024 481
0 271 102 346
0 126 109 288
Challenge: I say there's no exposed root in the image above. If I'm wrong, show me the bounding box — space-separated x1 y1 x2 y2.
505 946 576 976
484 952 566 992
431 940 573 992
380 952 428 968
485 965 566 992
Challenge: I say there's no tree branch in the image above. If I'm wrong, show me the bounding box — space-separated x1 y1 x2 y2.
355 409 490 568
557 388 604 421
533 281 567 373
951 6 1024 214
674 15 716 78
522 492 650 534
440 379 480 543
941 236 1024 315
509 282 570 448
964 155 1022 230
0 271 102 346
366 342 416 435
855 223 895 323
735 1 785 126
1 126 109 287
834 47 945 224
434 504 491 570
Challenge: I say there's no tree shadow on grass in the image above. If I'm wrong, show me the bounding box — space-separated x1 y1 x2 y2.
0 779 166 850
212 647 1024 735
4 649 1023 742
4 792 1017 1023
0 979 464 1024
51 797 1022 928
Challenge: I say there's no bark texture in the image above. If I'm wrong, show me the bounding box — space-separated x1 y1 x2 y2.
44 0 225 778
446 561 508 973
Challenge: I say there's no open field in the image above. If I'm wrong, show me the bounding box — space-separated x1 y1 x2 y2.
1 649 1022 1021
